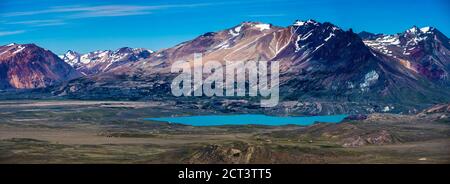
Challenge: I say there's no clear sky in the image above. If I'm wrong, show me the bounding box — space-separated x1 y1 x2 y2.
0 0 449 54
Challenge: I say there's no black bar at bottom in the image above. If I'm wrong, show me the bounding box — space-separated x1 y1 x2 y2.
0 164 447 183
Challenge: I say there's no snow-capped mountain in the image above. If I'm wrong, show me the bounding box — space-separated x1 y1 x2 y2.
361 26 450 81
3 19 448 113
60 47 153 75
55 19 450 111
0 43 81 89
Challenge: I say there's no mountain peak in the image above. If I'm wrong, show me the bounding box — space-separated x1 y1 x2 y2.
407 25 420 33
116 47 133 54
0 43 81 89
405 26 436 35
62 50 80 63
3 43 36 48
227 22 272 37
6 43 17 47
239 22 272 31
420 26 433 33
306 19 319 24
0 43 43 57
65 50 79 55
358 31 383 40
293 19 319 27
293 20 306 26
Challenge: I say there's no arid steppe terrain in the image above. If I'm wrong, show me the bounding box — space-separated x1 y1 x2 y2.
0 100 449 164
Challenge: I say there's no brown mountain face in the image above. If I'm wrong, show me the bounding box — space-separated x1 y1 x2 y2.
0 43 81 89
108 21 288 74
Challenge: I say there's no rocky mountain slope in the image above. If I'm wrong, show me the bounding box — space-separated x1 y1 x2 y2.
0 43 80 89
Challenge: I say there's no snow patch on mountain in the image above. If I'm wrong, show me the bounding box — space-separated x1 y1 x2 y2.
382 105 394 112
295 35 302 52
229 25 242 36
324 33 335 42
362 25 441 60
254 23 271 31
363 35 400 56
300 31 314 41
360 70 379 92
306 19 319 26
407 26 420 34
293 20 305 26
420 26 431 33
12 45 26 54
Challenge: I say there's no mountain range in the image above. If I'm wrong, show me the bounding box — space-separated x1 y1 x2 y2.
60 47 153 76
1 19 449 114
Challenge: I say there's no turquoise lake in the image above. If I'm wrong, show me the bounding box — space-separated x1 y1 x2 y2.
145 114 348 126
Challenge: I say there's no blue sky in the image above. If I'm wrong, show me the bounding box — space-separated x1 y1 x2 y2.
0 0 449 54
